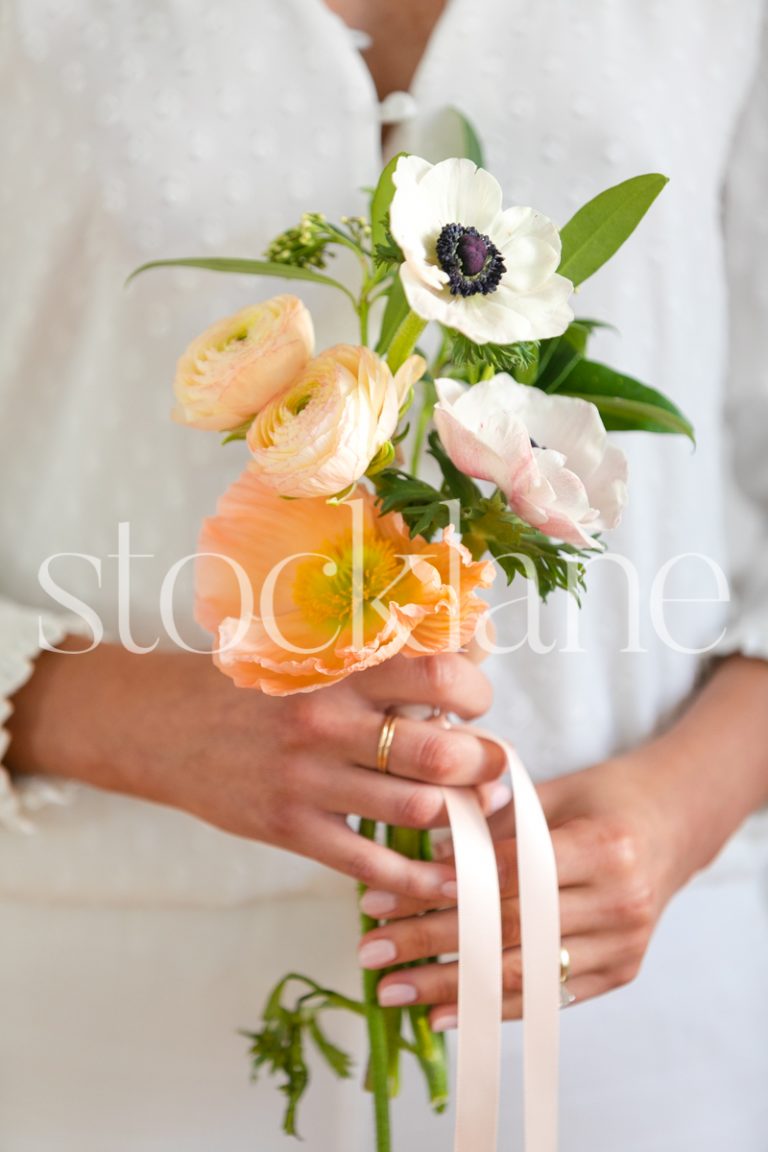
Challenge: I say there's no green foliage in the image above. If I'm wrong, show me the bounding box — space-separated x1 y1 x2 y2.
125 256 355 303
244 975 358 1138
558 173 669 287
264 212 334 270
374 470 453 539
374 435 595 599
370 152 406 261
531 322 694 441
486 533 588 602
535 319 610 393
558 359 695 441
468 493 593 601
366 439 396 476
373 228 404 271
375 274 410 356
220 419 252 445
444 329 540 378
374 429 484 540
445 106 485 167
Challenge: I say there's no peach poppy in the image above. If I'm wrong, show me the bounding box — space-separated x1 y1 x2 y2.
195 468 495 695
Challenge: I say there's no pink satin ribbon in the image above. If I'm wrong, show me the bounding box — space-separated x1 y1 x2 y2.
442 733 561 1152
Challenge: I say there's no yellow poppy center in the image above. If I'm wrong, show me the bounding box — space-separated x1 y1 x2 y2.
292 533 404 629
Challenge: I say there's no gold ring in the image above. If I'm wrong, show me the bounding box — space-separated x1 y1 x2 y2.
559 945 576 1008
376 713 398 774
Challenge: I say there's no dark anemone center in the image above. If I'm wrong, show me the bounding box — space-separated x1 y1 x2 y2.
435 223 506 298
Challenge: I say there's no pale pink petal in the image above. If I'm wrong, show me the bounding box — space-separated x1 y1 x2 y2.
585 441 629 531
510 387 607 478
434 403 536 499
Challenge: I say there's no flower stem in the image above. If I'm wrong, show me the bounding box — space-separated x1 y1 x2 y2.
359 294 370 346
386 309 427 374
358 818 392 1152
410 378 438 477
408 1008 449 1112
388 826 450 1112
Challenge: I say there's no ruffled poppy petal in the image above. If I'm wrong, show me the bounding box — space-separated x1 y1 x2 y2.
196 470 495 694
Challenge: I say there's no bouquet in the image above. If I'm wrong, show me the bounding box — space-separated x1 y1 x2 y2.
131 128 692 1151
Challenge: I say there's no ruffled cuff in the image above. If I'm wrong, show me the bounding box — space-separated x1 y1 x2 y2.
714 616 768 663
0 596 87 833
711 571 768 665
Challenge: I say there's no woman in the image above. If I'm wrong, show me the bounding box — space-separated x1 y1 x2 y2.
1 1 767 1148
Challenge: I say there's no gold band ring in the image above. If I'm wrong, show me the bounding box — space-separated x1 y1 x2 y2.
559 945 576 1008
376 713 398 774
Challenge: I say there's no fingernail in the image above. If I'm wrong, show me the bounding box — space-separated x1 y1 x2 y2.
432 1013 458 1032
358 939 397 969
432 838 453 861
487 783 512 816
360 890 397 917
378 982 418 1007
441 880 458 899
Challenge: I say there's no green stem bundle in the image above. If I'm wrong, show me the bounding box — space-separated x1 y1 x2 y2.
358 818 393 1152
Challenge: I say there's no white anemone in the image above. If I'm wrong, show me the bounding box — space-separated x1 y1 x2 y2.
390 155 574 345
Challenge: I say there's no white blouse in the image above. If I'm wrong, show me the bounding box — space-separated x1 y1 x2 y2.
1 0 768 898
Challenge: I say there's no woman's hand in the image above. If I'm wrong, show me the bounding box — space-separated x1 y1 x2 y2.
7 639 507 898
356 656 768 1024
358 748 693 1022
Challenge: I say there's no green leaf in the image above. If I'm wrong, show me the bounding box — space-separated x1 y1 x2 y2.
365 439 396 476
245 974 362 1139
537 338 583 392
375 274 410 355
308 1020 353 1081
449 106 485 167
469 498 590 600
373 231 404 270
370 152 406 260
560 359 695 441
125 256 354 301
488 538 587 602
413 106 486 167
220 419 252 446
373 469 452 539
558 174 668 287
536 319 617 390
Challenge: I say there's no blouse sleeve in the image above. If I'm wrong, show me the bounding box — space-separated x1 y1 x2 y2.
0 595 89 832
715 8 768 663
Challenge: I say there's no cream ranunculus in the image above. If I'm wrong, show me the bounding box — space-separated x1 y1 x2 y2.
246 345 425 498
434 376 628 547
390 155 574 346
173 295 314 431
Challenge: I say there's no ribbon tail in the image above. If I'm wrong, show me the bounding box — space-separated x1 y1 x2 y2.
506 742 561 1152
444 735 561 1152
443 786 503 1152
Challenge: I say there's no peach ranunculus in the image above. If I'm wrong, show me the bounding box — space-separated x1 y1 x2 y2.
434 375 628 548
173 295 314 431
195 468 495 695
246 345 425 498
